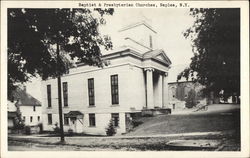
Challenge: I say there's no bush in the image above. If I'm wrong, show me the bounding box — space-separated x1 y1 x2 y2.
24 126 31 135
53 123 60 134
68 129 73 136
106 119 116 136
185 89 197 108
132 120 143 128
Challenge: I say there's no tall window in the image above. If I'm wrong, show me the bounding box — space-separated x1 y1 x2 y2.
23 116 26 123
47 85 51 107
33 106 36 111
89 113 96 127
111 75 119 104
63 82 68 107
111 113 119 127
88 78 95 106
37 116 40 122
30 116 33 123
149 35 153 48
48 114 52 125
64 114 69 125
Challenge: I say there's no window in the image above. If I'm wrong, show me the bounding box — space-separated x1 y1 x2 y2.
64 114 69 125
89 113 96 127
23 116 26 122
33 106 36 112
30 116 33 123
111 75 119 104
48 114 52 125
47 85 51 107
149 35 153 48
63 82 68 107
88 78 95 106
37 116 40 122
111 113 119 127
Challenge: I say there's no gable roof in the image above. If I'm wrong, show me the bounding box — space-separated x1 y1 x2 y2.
143 49 172 66
11 88 41 106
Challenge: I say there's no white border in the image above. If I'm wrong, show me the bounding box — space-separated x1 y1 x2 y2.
1 1 249 158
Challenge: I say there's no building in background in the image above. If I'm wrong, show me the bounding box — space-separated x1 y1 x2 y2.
41 16 172 135
168 65 206 111
8 87 42 128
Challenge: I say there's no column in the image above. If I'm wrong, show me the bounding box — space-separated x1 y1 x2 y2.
158 74 163 108
162 72 169 108
145 68 154 109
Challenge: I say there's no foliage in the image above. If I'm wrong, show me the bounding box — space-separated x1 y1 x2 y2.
178 9 240 99
53 123 60 134
132 120 143 128
68 128 74 136
185 89 196 108
24 126 31 135
8 8 114 100
13 100 25 130
106 119 116 136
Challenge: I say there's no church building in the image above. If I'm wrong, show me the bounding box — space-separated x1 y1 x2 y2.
41 16 172 135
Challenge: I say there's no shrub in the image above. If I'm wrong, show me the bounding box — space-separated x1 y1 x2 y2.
106 119 116 136
24 126 31 135
53 123 60 134
185 89 197 108
68 129 73 136
132 120 143 128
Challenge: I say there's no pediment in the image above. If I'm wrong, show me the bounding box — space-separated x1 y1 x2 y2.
155 54 167 62
152 50 172 66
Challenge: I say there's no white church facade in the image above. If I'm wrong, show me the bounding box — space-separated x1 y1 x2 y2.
41 18 172 135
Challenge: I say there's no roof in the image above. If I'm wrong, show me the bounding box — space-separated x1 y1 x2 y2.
8 111 17 118
119 21 157 34
168 64 192 83
11 88 41 106
143 49 172 65
65 111 83 118
77 47 172 68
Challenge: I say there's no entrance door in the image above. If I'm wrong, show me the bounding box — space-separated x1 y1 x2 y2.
70 118 77 132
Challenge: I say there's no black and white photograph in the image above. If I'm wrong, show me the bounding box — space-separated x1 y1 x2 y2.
1 1 249 157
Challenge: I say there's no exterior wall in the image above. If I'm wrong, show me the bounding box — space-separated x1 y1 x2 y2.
41 60 145 134
20 106 42 126
8 119 14 128
7 101 17 112
41 49 170 135
119 24 157 51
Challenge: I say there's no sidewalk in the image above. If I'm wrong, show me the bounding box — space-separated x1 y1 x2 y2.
8 130 238 151
9 131 224 139
171 104 240 115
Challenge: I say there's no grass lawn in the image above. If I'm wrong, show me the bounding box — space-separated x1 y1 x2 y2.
127 109 240 137
8 104 240 151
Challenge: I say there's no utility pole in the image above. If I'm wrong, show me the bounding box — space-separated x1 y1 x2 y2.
56 42 65 143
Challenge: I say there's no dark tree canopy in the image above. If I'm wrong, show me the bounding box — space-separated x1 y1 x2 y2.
178 8 240 98
8 8 114 100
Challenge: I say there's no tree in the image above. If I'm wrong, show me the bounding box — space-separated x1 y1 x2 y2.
8 8 114 100
178 9 240 100
185 89 196 108
8 8 114 142
106 119 116 136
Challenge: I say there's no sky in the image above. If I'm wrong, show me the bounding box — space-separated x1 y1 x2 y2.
25 8 196 101
100 8 196 66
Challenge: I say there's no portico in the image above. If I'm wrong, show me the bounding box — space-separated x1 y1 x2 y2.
144 68 169 109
